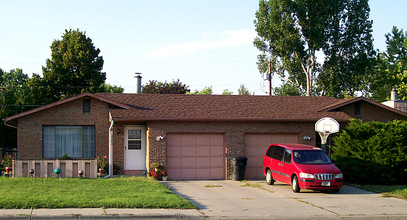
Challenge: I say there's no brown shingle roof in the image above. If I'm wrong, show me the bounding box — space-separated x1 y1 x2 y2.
94 93 352 122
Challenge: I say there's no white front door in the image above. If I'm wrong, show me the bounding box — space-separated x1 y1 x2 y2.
124 126 146 170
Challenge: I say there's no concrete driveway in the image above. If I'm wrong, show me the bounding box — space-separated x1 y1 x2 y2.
162 180 407 219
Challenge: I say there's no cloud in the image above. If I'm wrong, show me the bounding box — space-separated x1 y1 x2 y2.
147 30 256 58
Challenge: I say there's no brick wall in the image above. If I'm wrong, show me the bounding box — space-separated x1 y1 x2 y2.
17 98 110 160
339 101 407 122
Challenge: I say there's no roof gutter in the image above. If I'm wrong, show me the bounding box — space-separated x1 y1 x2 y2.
3 119 18 129
104 119 114 179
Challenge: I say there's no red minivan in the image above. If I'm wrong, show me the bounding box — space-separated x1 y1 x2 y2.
263 143 343 193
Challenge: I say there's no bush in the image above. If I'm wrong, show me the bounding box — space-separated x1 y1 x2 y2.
332 119 407 184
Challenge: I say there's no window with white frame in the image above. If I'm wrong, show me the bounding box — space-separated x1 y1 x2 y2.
43 126 95 158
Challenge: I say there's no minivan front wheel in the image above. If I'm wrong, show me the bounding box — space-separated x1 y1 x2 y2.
266 170 274 185
292 176 300 193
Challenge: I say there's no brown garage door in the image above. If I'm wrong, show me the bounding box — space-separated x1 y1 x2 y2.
167 134 225 180
244 134 299 179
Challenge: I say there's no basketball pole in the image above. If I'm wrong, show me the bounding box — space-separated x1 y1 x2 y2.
318 131 330 153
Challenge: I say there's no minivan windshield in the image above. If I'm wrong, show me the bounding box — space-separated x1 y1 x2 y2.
293 150 332 164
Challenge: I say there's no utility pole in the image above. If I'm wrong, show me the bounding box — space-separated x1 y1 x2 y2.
266 60 272 96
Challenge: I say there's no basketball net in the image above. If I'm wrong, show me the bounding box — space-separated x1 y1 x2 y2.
318 131 331 145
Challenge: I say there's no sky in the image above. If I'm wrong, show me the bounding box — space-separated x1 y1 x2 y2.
1 0 407 95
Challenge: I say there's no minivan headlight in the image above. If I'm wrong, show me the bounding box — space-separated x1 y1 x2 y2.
334 173 343 179
299 173 314 178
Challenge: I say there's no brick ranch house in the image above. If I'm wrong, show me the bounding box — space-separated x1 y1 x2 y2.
3 92 407 179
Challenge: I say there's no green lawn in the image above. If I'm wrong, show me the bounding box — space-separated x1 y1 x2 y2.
359 185 407 200
0 177 196 209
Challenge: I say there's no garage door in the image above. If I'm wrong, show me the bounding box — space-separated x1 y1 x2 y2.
244 134 299 179
167 134 225 180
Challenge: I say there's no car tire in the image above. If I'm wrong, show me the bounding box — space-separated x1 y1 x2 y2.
292 175 300 193
331 189 340 193
266 170 274 185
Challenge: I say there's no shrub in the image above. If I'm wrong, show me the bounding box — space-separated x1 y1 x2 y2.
332 119 407 184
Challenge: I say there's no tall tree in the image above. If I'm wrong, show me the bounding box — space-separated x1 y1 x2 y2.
254 0 374 97
142 79 190 94
317 0 375 98
41 29 106 101
369 27 407 101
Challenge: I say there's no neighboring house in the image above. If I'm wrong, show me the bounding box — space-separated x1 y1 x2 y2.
382 87 407 113
3 93 407 179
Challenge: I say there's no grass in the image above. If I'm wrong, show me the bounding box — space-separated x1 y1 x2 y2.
0 177 196 209
203 184 223 188
239 180 262 188
358 185 407 200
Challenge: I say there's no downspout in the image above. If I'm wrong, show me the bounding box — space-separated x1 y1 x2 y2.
104 119 114 178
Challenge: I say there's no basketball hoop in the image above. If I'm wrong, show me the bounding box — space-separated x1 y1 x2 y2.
315 117 340 153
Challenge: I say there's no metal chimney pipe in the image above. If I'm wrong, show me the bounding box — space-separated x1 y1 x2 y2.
391 87 398 101
135 73 142 94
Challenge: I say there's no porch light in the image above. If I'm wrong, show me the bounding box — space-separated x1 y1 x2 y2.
117 129 120 134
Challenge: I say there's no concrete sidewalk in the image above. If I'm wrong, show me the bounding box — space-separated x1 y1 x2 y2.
0 208 204 219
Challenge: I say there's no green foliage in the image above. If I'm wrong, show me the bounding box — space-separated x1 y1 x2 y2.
238 84 252 95
142 79 190 94
188 86 213 95
332 119 407 184
0 153 14 168
0 68 32 148
58 154 72 160
368 27 407 102
40 29 106 102
96 156 107 169
359 185 407 200
273 83 301 96
100 83 124 93
0 177 195 209
254 0 375 97
222 89 233 95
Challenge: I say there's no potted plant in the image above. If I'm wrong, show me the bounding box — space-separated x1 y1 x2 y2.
1 153 14 176
97 156 107 176
149 163 167 181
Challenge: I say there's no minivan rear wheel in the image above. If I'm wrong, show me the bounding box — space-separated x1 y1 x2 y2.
292 176 300 193
266 170 274 185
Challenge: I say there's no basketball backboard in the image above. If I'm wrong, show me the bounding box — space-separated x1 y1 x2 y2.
315 117 340 134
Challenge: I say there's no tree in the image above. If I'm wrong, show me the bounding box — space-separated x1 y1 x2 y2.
238 84 251 95
317 0 375 98
189 86 213 95
0 68 32 148
142 79 190 94
368 27 407 101
222 89 233 95
254 0 375 97
100 83 124 93
273 83 301 96
41 29 106 101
